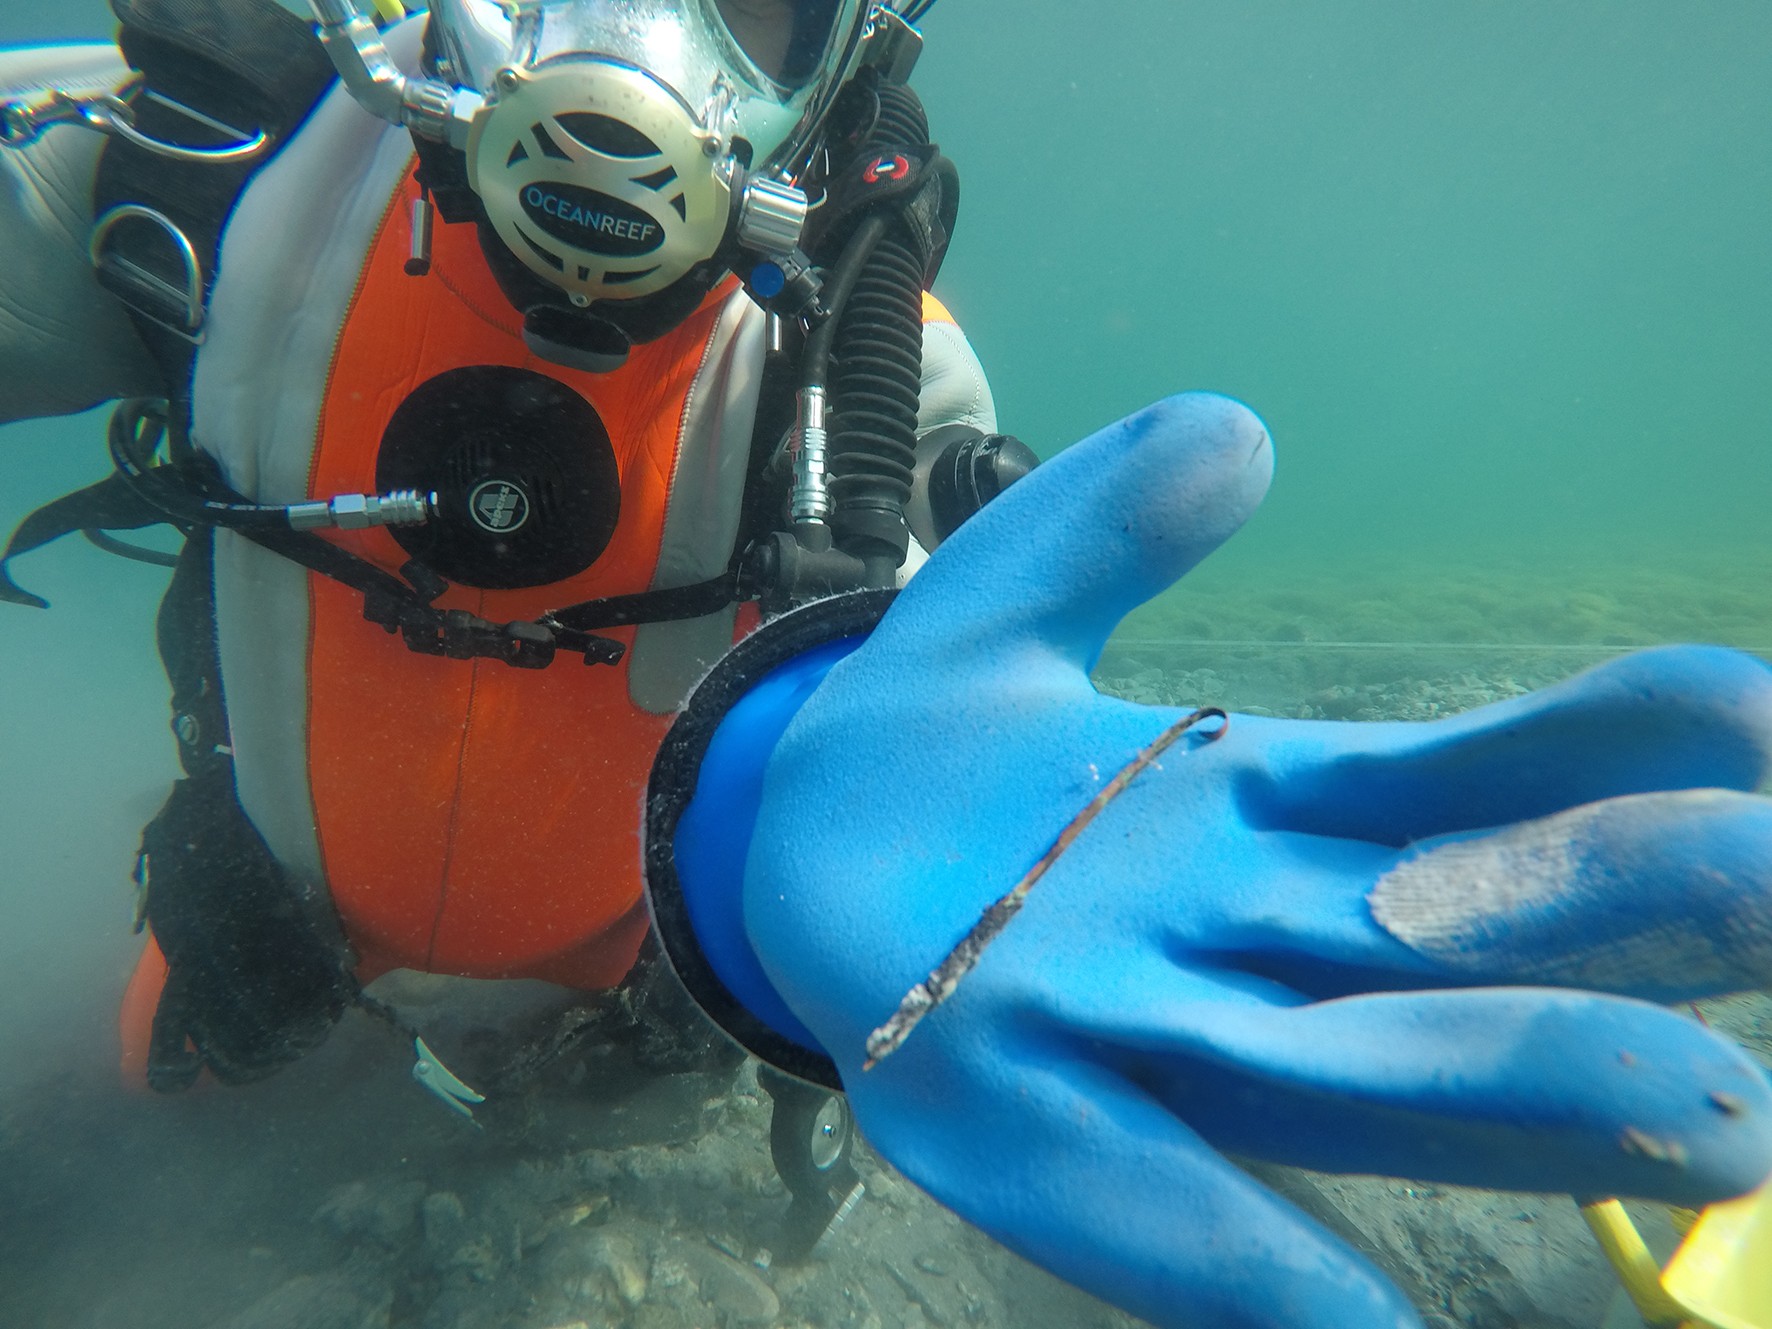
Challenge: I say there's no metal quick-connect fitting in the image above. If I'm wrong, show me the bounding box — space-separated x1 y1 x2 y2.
790 387 833 526
288 490 435 532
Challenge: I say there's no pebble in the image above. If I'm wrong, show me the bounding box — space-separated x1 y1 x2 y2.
315 1179 426 1246
422 1191 469 1265
563 1195 609 1226
448 1237 500 1283
592 1231 650 1307
204 1272 391 1329
684 1244 780 1324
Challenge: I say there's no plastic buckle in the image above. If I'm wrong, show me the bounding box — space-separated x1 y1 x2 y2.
412 1036 485 1124
363 587 624 670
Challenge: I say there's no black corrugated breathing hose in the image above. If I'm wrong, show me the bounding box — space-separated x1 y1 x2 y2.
824 84 935 587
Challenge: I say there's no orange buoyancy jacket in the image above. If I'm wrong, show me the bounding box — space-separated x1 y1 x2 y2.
308 173 719 988
304 188 971 990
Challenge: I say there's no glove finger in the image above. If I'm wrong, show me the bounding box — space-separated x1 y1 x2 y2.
1065 971 1772 1207
1366 788 1772 1002
1203 788 1772 1004
877 392 1274 674
1255 646 1772 846
847 1042 1423 1329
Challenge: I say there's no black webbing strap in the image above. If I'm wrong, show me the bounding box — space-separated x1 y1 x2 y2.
0 473 174 607
228 516 630 671
544 572 749 633
156 525 229 775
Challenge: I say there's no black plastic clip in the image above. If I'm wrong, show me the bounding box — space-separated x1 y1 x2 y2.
363 586 625 671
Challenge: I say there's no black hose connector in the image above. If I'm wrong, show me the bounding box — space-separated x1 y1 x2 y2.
905 424 1040 551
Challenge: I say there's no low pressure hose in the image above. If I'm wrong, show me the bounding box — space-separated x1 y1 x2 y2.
109 398 432 534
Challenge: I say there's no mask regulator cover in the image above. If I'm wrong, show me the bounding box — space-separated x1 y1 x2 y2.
466 60 737 308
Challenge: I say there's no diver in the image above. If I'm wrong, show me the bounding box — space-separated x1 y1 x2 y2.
3 3 1772 1328
2 0 1001 1067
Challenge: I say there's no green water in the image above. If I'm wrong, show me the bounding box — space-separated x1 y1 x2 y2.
915 1 1770 648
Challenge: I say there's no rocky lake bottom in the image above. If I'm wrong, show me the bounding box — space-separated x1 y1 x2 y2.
4 553 1768 1329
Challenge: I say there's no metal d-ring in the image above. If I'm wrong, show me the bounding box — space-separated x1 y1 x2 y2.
77 91 270 163
1 87 269 162
89 205 207 340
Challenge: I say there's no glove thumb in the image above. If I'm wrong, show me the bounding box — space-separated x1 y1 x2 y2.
887 392 1274 673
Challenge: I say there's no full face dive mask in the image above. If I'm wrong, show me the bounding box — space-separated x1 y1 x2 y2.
309 0 887 367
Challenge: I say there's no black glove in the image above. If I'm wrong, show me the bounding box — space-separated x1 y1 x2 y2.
138 766 354 1091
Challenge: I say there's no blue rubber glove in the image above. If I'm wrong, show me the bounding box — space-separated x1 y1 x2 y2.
689 393 1772 1329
